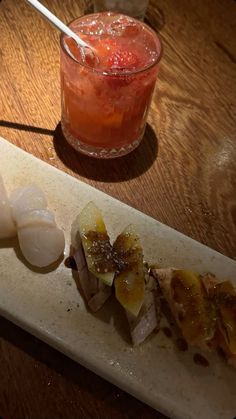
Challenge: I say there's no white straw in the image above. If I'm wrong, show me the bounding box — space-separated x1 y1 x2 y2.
25 0 89 48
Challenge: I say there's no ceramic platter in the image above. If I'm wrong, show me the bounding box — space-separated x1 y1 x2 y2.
0 137 235 419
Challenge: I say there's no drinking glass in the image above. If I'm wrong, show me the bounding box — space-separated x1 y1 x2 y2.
60 12 162 158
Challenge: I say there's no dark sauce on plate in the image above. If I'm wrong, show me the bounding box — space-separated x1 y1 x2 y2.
64 256 77 270
193 353 209 367
162 327 172 338
176 338 188 352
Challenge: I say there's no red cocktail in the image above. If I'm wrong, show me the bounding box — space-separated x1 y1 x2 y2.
60 13 162 158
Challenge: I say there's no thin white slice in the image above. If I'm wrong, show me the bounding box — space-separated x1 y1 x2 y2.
18 225 65 268
16 209 56 229
78 201 104 233
0 174 16 238
76 202 116 286
10 185 47 221
73 243 112 311
71 213 82 249
114 224 145 316
126 276 160 346
88 282 112 312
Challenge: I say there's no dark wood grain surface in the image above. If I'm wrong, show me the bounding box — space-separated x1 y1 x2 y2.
0 0 236 418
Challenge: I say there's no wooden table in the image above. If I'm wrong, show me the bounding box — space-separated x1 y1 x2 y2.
1 0 236 418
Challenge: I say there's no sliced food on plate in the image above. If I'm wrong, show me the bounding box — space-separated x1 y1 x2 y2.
0 174 65 267
71 201 115 312
70 201 236 367
1 175 235 370
113 224 160 345
0 174 17 238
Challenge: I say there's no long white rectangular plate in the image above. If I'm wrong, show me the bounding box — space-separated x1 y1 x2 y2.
0 137 236 419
